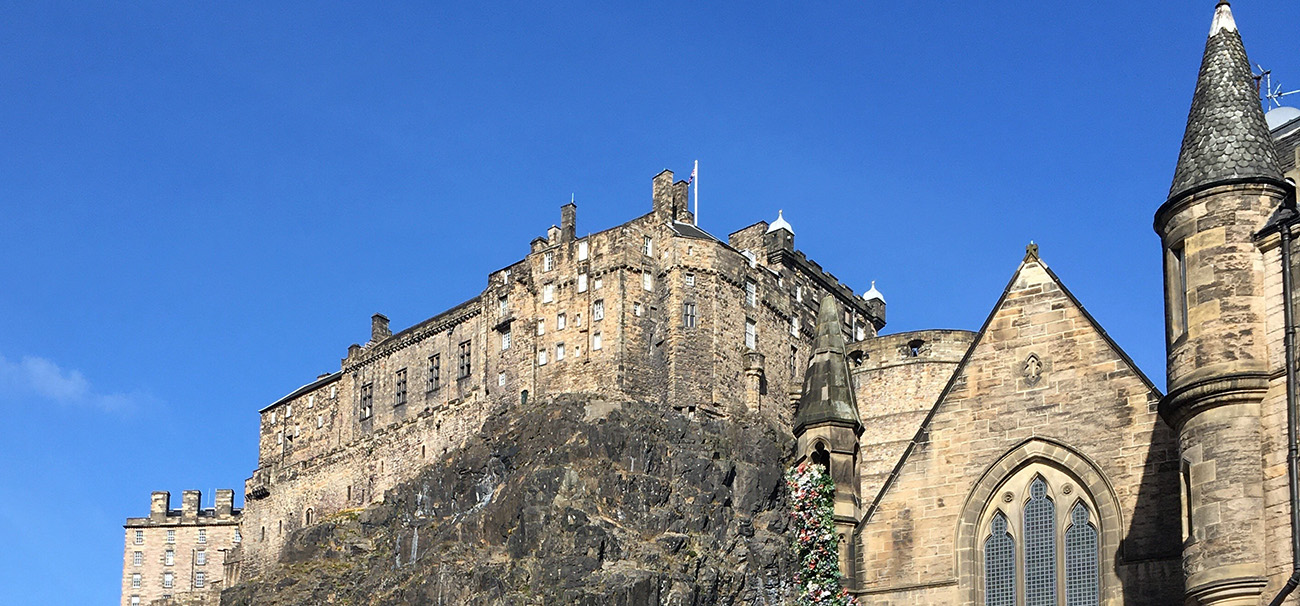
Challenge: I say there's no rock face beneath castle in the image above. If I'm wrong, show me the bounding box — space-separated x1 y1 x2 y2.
221 394 796 606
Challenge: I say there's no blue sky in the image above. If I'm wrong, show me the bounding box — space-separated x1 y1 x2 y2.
3 2 1299 603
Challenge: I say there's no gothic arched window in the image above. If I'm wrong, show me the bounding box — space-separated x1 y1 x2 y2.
977 468 1102 606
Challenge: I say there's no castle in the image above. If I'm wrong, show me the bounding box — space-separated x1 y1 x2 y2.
121 2 1300 605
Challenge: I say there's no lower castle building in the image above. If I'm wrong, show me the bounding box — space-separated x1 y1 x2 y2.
122 2 1300 605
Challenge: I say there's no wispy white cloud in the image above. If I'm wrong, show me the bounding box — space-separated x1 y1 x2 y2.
0 354 143 412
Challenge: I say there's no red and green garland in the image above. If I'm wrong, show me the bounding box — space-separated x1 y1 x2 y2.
786 461 859 606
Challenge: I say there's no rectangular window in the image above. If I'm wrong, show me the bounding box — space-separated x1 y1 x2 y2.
196 550 206 565
132 574 141 589
233 529 241 543
556 343 565 361
270 411 276 424
643 236 653 256
458 341 472 379
685 273 695 287
498 295 508 314
285 404 292 418
594 276 603 290
574 312 582 326
557 313 566 330
135 530 144 545
195 572 205 588
577 273 588 292
745 319 757 349
360 383 373 420
593 300 604 321
543 283 555 303
745 280 757 307
537 349 548 365
537 318 545 336
543 251 555 271
132 597 140 606
501 329 511 350
317 415 323 429
428 355 441 391
1170 244 1188 339
498 371 506 386
593 332 603 350
165 550 174 566
394 369 407 406
683 302 697 328
277 431 283 445
307 394 314 408
633 302 643 317
133 551 143 566
578 240 589 261
167 530 175 544
163 572 173 589
197 529 206 544
643 270 652 291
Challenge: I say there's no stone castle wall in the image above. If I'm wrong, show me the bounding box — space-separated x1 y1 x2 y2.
122 491 240 606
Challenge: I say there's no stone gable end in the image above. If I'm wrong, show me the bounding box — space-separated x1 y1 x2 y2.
853 259 1182 605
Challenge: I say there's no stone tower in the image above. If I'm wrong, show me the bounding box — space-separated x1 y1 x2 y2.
793 295 864 586
1155 2 1290 605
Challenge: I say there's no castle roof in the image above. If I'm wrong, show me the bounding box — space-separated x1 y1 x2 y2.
793 295 862 434
1169 1 1283 202
765 210 793 235
863 280 885 304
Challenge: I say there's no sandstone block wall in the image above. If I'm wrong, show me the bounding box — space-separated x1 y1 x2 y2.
121 491 240 606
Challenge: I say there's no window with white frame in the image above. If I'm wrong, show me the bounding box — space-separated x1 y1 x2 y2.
796 285 803 303
360 383 373 420
165 550 174 566
593 300 604 321
543 283 555 303
133 551 143 566
499 295 509 314
498 371 506 386
197 528 206 544
543 251 554 271
317 415 324 429
643 236 653 256
537 349 548 365
167 530 175 544
308 394 314 408
745 319 757 349
685 272 695 287
501 329 511 351
163 572 173 589
233 529 242 543
537 318 545 336
574 312 582 326
745 280 757 306
578 273 588 292
135 530 144 545
594 276 603 290
557 313 566 330
683 302 697 328
633 302 643 317
643 270 652 291
791 316 801 336
132 573 141 588
593 332 602 350
131 597 140 606
578 240 589 261
286 404 292 418
196 550 207 565
195 571 205 588
556 343 565 361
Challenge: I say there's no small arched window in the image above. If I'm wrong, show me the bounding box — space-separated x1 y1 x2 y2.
305 508 314 526
908 339 924 357
810 442 831 472
984 513 1015 606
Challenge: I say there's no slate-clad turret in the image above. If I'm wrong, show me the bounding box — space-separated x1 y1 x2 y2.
794 295 863 433
1168 0 1284 201
1155 3 1290 605
793 295 863 588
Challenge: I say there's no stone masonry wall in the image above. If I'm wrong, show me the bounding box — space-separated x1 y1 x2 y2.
122 491 240 606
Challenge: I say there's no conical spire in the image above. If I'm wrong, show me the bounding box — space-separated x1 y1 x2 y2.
1169 1 1283 202
794 295 862 434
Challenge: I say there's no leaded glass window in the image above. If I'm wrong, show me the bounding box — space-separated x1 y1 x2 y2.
1065 504 1100 606
984 513 1015 606
1023 478 1057 606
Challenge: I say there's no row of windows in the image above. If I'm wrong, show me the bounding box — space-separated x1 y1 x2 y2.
536 333 603 365
539 237 604 273
133 528 225 545
356 341 472 420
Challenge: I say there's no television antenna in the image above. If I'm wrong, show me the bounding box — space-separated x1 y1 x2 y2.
1256 65 1300 108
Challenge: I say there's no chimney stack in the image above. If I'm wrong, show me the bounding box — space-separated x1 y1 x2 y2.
150 491 171 520
652 170 674 217
371 314 391 343
215 489 234 517
561 202 577 241
181 490 201 521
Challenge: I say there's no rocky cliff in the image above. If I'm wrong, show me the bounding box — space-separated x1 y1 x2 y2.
221 395 797 606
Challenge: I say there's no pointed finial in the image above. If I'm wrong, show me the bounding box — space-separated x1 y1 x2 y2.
863 280 885 304
1210 0 1237 35
1024 241 1039 261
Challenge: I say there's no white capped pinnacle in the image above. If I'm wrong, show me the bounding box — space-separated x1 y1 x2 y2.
1210 1 1237 36
863 280 885 304
766 209 794 235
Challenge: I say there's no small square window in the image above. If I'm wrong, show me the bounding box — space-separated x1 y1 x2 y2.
685 273 695 287
131 597 140 606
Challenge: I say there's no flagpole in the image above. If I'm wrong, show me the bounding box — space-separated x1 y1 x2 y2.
693 160 699 224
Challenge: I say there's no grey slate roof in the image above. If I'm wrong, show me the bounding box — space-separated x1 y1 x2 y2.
1169 6 1282 201
793 295 862 433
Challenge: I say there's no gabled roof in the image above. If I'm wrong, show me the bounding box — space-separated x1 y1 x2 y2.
859 249 1161 525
